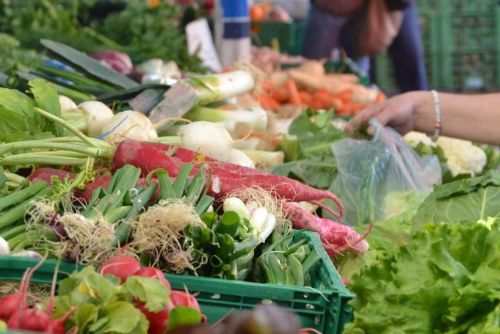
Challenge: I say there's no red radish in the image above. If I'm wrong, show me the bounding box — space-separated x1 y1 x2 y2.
113 140 343 216
74 175 112 203
91 50 133 75
135 301 169 334
113 140 180 176
7 260 52 332
283 202 368 256
29 168 73 184
0 294 22 321
100 256 141 282
7 308 51 332
135 267 171 290
170 290 201 312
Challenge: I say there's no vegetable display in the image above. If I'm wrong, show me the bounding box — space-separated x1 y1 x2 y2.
0 7 499 330
344 221 500 334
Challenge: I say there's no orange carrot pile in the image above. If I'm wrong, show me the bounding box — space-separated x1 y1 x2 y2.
257 80 385 117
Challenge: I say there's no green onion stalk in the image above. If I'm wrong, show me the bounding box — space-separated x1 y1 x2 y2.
0 107 114 169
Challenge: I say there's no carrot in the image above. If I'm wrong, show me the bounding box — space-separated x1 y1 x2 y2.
331 89 354 102
298 91 312 105
285 79 302 105
258 95 281 110
283 202 368 257
271 87 288 103
343 102 366 115
308 99 327 110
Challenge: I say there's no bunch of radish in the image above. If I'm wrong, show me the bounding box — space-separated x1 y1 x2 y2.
0 256 203 334
0 261 71 333
100 255 203 334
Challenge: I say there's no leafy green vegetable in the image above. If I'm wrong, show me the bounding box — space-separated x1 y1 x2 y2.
124 276 170 313
335 195 420 281
29 79 68 137
91 301 148 334
344 221 500 334
168 307 203 332
0 79 71 141
274 110 345 190
54 266 170 334
414 170 500 225
283 110 345 160
272 157 337 189
94 0 204 72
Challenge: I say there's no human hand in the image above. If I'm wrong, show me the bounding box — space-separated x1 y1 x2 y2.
346 92 423 137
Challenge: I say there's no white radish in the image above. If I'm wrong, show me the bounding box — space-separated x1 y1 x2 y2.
223 197 251 220
0 237 9 255
259 213 276 243
179 121 233 161
58 95 77 112
12 250 42 259
100 110 158 144
77 101 114 137
250 207 269 233
227 149 255 168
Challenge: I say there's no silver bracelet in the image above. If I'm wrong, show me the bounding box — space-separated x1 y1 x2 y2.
430 90 441 142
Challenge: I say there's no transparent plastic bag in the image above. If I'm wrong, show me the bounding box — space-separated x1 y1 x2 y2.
331 118 442 225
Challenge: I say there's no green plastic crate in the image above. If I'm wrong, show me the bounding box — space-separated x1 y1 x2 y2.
375 1 500 93
252 20 306 56
0 231 353 334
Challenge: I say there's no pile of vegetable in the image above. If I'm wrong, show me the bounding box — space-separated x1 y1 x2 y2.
255 60 383 117
0 77 368 294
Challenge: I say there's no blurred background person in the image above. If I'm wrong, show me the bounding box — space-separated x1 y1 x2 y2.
302 0 428 92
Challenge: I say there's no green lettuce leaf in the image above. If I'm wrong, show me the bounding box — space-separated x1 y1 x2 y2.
344 221 500 334
414 170 500 225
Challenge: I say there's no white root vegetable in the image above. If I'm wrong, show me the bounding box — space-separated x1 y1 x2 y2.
100 110 158 144
0 237 9 255
228 149 255 168
77 101 114 137
259 213 276 243
11 250 42 259
58 95 78 112
250 207 269 232
223 197 251 221
179 121 234 161
249 207 276 243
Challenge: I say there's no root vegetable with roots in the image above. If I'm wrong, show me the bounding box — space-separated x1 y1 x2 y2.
131 200 203 272
55 213 116 266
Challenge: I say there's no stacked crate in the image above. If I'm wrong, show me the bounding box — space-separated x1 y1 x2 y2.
375 0 500 93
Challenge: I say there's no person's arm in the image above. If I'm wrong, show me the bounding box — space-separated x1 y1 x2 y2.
347 91 500 145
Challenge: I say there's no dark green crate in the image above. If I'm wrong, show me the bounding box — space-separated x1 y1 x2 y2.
375 2 500 93
0 231 353 334
252 20 306 56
